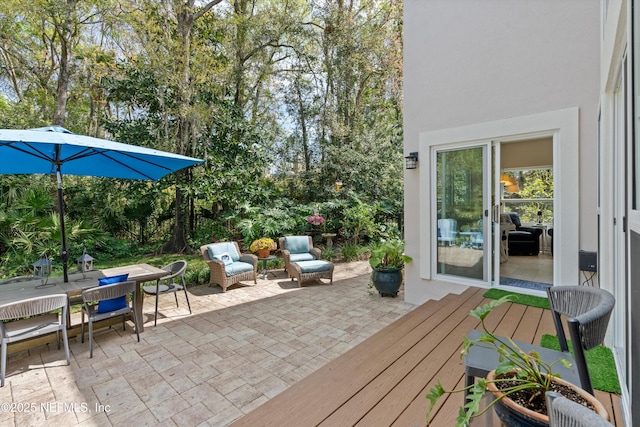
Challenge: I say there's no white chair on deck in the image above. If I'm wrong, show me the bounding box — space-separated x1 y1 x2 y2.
437 218 458 246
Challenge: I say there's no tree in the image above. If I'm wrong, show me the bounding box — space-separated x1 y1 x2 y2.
0 0 120 128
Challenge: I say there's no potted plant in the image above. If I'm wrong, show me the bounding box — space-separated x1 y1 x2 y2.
369 239 412 297
425 296 609 426
250 237 277 259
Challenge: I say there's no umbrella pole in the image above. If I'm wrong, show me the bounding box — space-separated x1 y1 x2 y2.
56 168 69 283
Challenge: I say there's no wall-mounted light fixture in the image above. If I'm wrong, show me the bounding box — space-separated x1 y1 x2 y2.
405 152 419 169
334 181 343 191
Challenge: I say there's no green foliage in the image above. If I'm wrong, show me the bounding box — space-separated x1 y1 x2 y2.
0 0 405 266
340 243 361 262
425 296 572 426
368 239 412 270
0 177 97 274
503 169 554 223
322 248 336 261
343 198 378 244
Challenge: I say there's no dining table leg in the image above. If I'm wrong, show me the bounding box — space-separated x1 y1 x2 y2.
134 280 149 333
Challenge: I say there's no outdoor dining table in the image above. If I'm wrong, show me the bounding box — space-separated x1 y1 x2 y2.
0 263 168 333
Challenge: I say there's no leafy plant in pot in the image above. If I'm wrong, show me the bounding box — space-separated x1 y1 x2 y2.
369 239 412 297
425 296 609 426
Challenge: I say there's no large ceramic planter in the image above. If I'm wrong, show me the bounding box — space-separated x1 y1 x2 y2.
486 370 609 426
372 268 403 297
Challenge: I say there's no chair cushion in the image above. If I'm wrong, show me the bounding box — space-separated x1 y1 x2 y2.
509 230 536 241
285 236 310 254
296 260 331 273
207 243 240 262
224 261 254 277
290 253 316 262
97 274 129 313
213 252 234 266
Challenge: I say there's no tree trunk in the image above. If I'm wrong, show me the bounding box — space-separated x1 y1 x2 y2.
161 0 222 253
161 173 189 253
53 0 79 126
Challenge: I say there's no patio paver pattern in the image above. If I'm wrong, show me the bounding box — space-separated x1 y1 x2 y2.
0 261 414 426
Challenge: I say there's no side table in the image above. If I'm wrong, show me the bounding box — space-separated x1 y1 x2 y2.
258 255 276 279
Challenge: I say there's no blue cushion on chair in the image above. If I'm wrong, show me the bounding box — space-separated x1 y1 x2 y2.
207 243 240 262
224 261 254 277
96 274 129 313
290 253 316 262
285 236 310 254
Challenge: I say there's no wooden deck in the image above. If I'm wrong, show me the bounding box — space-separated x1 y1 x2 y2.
231 287 623 426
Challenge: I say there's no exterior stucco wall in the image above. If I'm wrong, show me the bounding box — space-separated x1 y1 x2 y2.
403 0 600 304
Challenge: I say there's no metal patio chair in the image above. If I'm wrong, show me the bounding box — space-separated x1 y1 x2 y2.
0 294 70 386
142 260 191 326
81 280 140 358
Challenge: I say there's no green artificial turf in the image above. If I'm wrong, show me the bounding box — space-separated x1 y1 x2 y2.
540 334 621 394
482 289 550 309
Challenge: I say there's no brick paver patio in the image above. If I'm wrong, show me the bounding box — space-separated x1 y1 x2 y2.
0 261 414 426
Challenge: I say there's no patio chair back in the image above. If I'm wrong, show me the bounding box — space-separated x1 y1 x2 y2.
82 281 140 358
142 260 191 326
546 286 615 395
0 294 70 386
546 392 612 426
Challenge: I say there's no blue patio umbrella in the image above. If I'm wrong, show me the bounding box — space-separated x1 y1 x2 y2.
0 126 204 282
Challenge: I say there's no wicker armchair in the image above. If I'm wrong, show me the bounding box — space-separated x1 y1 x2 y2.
278 236 321 277
200 242 257 292
279 236 333 287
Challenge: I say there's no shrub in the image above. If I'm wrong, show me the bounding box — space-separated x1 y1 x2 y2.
341 243 361 261
322 248 336 261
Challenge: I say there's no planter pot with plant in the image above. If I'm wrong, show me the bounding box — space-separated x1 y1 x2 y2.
250 237 277 259
369 239 412 297
425 296 609 426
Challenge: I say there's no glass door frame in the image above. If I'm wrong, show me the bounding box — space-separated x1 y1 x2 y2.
431 141 495 287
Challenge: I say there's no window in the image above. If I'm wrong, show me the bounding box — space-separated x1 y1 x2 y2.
502 168 553 223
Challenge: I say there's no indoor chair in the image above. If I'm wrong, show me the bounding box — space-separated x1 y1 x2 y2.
505 212 542 255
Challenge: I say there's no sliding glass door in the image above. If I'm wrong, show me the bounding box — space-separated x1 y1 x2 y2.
434 144 491 284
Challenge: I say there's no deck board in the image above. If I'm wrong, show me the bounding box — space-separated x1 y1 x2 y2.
231 287 623 427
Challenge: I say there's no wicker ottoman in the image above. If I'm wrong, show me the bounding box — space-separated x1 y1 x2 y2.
289 260 334 287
